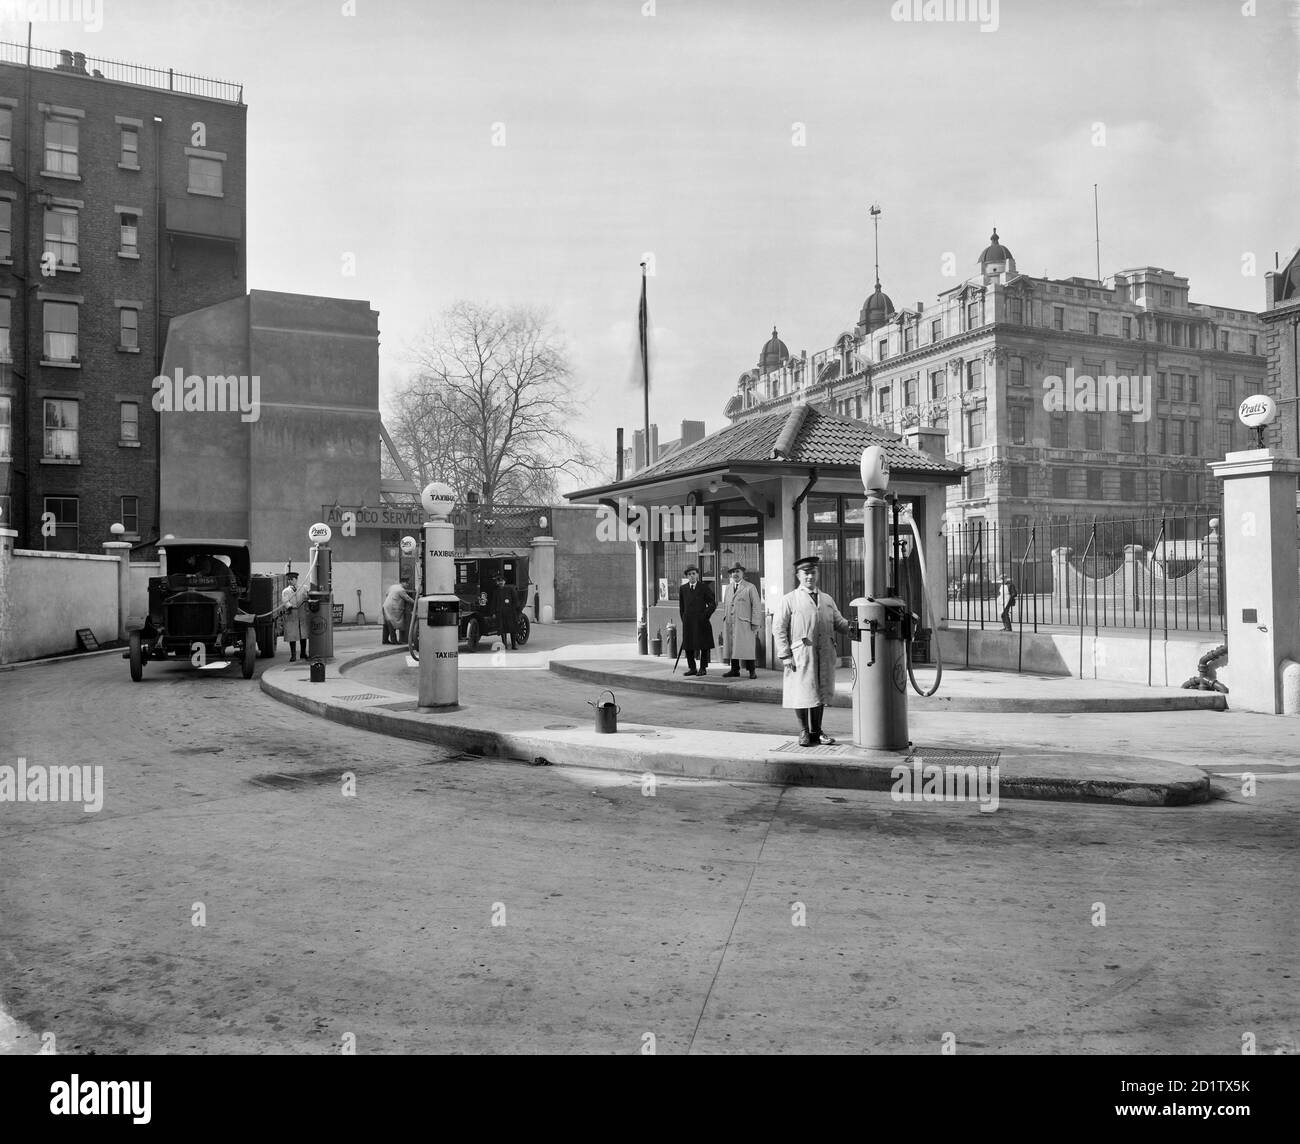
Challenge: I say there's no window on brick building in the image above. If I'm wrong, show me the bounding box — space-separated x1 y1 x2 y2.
1085 413 1102 451
1220 330 1229 351
967 299 983 329
1170 373 1184 402
1053 306 1064 331
965 408 984 447
1122 316 1132 339
931 317 942 343
1050 412 1068 449
1118 414 1134 453
119 308 139 350
120 212 138 256
1009 404 1026 444
1157 372 1166 399
904 324 915 353
0 108 11 167
0 200 10 261
43 206 78 268
0 296 10 361
929 368 945 400
1007 296 1023 324
1170 420 1184 454
877 338 888 360
120 402 139 443
44 116 78 176
904 376 918 406
878 385 892 416
1088 311 1099 335
120 496 139 536
1008 355 1024 386
966 468 984 499
966 359 983 390
120 127 139 168
0 394 10 457
43 398 78 459
43 496 78 551
42 300 78 362
1187 374 1199 403
188 156 223 196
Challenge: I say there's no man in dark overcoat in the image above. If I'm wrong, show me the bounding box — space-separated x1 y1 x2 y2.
677 565 716 677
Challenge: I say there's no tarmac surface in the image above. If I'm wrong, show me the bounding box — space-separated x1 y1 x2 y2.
261 622 1299 807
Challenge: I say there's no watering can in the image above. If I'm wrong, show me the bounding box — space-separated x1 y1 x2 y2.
589 688 620 733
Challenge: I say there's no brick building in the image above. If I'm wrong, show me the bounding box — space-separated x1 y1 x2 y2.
724 225 1268 532
0 42 245 552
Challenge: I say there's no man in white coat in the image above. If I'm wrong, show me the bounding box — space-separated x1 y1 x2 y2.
774 555 854 747
719 563 762 679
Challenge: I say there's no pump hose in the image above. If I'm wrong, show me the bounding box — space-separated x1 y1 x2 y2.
235 545 320 624
903 514 942 697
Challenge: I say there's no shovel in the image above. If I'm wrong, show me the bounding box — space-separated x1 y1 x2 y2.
354 588 367 626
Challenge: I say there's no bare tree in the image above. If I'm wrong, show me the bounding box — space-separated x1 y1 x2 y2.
390 302 601 502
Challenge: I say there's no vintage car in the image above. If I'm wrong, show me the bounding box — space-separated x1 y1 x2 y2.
407 554 532 658
126 539 285 681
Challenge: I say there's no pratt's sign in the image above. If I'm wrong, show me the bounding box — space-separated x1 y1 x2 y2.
1238 394 1278 428
308 522 332 544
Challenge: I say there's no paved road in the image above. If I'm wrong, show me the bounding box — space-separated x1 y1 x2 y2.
1 648 1297 1054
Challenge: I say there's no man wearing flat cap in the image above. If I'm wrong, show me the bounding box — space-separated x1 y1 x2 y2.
774 555 854 746
719 563 762 679
678 565 716 677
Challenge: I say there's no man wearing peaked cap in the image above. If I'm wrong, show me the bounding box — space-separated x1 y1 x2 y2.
774 554 853 746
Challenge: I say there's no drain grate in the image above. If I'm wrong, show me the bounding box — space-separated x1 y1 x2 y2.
335 692 389 702
906 747 1002 769
772 741 852 756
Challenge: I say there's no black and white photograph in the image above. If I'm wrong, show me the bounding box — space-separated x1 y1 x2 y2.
0 0 1295 1120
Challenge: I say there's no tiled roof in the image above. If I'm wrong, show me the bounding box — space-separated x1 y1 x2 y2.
633 404 962 479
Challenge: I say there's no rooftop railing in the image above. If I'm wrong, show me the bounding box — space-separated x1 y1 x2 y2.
0 41 243 104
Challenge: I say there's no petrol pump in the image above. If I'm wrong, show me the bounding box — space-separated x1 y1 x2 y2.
849 446 915 750
306 522 334 662
417 482 460 708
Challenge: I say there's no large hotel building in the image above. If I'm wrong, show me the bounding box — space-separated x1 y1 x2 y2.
0 42 245 551
724 228 1269 532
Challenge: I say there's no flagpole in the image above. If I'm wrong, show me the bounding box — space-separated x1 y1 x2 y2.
638 261 650 653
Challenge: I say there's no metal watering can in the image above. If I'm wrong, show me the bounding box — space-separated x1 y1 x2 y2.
589 688 620 733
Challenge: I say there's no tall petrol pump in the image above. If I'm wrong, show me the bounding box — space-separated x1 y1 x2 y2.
850 446 914 750
306 521 334 662
417 482 459 708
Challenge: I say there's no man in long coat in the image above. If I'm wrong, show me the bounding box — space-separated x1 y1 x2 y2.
494 574 518 650
719 563 762 679
678 565 716 677
774 555 853 746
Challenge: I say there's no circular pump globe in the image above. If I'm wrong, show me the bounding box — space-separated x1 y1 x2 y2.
420 482 456 519
400 535 418 556
110 522 125 536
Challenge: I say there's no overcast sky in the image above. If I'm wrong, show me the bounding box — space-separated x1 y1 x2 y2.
10 0 1298 493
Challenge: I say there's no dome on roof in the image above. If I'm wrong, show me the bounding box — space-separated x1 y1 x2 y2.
858 286 895 334
758 326 790 373
979 228 1013 265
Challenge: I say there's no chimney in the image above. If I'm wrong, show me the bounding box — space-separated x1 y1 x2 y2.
58 49 74 69
680 420 705 448
73 51 87 73
633 429 646 473
648 424 659 465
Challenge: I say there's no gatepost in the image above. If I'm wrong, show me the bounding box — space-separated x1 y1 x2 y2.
1207 394 1300 714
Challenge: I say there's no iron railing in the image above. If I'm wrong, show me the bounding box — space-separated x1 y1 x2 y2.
944 509 1225 635
0 41 243 104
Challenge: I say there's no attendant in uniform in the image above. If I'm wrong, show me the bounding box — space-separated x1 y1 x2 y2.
774 555 854 746
280 571 310 662
677 565 716 677
494 574 518 650
719 563 762 679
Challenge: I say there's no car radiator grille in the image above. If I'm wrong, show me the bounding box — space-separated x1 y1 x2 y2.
166 600 218 637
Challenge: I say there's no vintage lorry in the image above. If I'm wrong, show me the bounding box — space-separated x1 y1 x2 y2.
126 538 286 681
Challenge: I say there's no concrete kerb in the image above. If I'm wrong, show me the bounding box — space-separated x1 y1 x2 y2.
259 644 1212 807
547 660 1228 713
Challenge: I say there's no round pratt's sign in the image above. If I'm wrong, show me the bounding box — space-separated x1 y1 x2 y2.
400 535 418 556
308 522 333 544
1238 394 1278 428
420 482 456 519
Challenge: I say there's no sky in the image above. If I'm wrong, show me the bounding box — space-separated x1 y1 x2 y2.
6 0 1297 494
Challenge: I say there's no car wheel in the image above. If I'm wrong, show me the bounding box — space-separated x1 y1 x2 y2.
257 624 276 658
241 635 257 679
465 616 481 651
514 614 530 646
129 631 144 682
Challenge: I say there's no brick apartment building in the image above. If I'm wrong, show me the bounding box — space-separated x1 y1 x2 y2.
724 226 1269 532
0 42 245 552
